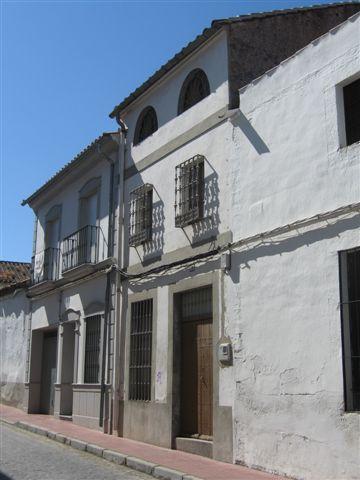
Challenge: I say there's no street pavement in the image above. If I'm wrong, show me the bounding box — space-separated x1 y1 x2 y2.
0 423 152 480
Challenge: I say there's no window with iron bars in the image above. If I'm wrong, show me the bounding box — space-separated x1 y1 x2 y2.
84 315 102 384
129 299 153 401
175 155 204 228
339 247 360 411
343 78 360 146
129 184 153 246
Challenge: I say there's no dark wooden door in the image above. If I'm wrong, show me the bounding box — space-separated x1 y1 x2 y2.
40 332 57 414
181 319 213 438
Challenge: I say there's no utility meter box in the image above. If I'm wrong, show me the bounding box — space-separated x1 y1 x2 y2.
218 342 232 364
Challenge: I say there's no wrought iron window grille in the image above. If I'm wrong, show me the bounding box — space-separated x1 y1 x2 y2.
129 184 153 247
134 106 158 145
62 225 100 272
175 155 204 228
339 247 360 411
129 299 153 401
178 69 210 114
31 247 60 285
344 78 360 146
84 315 102 384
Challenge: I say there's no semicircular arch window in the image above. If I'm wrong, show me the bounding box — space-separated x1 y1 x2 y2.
178 69 210 115
133 106 158 145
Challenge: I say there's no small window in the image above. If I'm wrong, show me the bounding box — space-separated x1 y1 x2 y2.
175 155 204 228
129 184 153 246
79 178 101 229
343 78 360 146
133 106 158 145
339 248 360 411
84 315 102 383
178 69 210 115
129 299 153 401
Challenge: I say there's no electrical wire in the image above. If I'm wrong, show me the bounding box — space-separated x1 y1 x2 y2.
122 201 360 282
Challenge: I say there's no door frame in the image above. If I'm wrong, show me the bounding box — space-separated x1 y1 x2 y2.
39 329 58 414
169 272 219 448
180 313 213 438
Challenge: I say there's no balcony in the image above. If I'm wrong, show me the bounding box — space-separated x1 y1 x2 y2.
62 225 101 273
31 247 60 285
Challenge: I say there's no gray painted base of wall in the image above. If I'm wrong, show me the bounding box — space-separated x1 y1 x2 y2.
213 405 233 463
72 414 102 431
121 401 172 448
0 382 25 409
175 437 213 458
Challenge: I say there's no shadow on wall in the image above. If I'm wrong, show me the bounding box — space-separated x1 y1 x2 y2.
229 213 360 276
130 256 220 293
231 111 270 155
191 166 220 245
0 471 13 480
143 188 165 263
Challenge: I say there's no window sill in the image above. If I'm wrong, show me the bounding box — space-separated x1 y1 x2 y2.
339 139 360 151
72 383 101 390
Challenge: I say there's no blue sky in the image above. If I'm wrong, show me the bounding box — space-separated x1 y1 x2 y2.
1 0 340 262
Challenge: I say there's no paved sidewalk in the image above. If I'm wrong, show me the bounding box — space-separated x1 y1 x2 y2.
0 404 286 480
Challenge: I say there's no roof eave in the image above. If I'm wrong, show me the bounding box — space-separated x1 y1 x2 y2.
109 2 359 119
109 24 224 119
22 133 118 208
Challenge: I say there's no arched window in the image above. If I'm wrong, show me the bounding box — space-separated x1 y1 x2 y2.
178 69 210 115
133 106 158 145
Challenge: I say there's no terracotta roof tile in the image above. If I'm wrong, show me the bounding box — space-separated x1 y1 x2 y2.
0 261 31 292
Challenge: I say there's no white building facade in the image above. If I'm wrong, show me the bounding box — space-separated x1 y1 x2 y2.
18 4 360 480
228 14 360 479
0 262 31 408
23 134 122 431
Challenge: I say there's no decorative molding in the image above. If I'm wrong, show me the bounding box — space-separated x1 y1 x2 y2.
79 177 101 199
61 308 81 324
45 204 62 222
84 301 105 317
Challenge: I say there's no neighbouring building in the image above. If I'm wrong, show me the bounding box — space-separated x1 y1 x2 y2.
0 262 31 408
21 133 121 430
8 3 360 480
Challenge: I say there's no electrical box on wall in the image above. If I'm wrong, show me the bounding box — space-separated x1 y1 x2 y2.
218 342 232 365
220 252 231 271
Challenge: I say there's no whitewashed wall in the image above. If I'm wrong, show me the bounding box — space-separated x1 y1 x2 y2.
123 31 230 269
125 120 233 267
226 14 360 479
231 13 360 240
33 151 116 272
31 275 107 384
0 289 29 407
122 30 229 161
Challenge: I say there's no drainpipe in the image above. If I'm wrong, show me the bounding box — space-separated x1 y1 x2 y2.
111 115 127 436
96 125 127 434
96 140 116 432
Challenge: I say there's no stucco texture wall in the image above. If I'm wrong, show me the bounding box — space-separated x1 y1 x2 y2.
227 14 360 480
227 222 359 480
0 289 29 408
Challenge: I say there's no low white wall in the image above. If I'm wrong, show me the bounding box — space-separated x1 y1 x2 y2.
227 219 359 479
0 289 29 408
225 16 360 479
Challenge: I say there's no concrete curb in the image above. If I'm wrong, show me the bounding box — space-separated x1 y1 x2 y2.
4 420 202 480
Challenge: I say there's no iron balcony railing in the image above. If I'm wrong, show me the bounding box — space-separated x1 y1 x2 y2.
31 247 60 285
62 225 100 272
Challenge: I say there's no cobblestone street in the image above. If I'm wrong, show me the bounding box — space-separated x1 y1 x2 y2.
0 423 151 480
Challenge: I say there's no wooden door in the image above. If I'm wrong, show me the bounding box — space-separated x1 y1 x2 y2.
40 332 57 414
181 319 213 438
